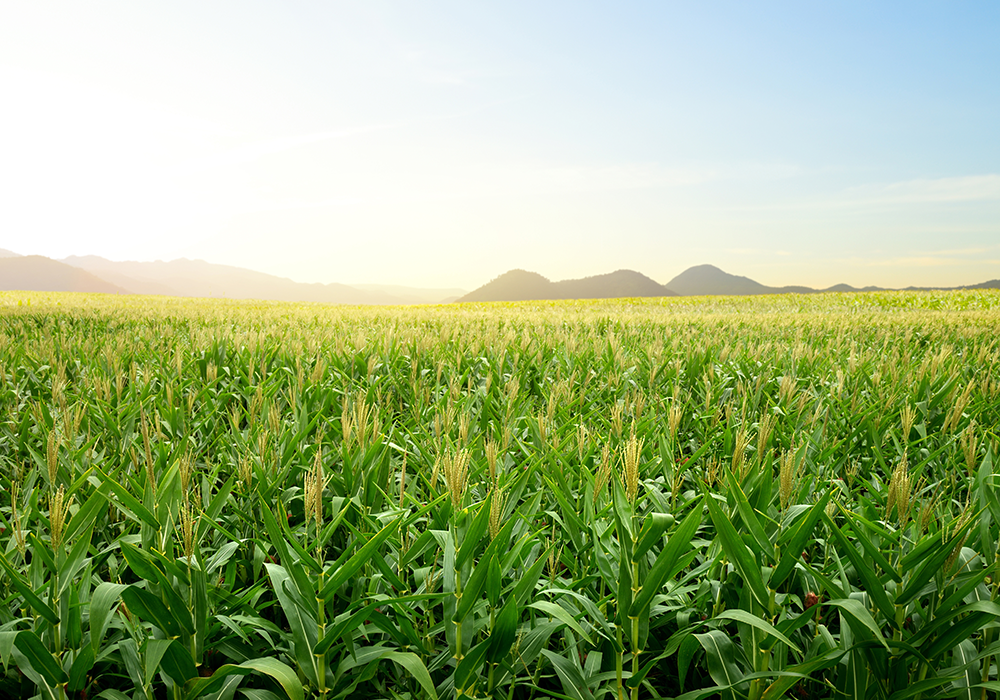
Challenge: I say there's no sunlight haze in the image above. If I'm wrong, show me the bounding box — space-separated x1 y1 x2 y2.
2 2 998 291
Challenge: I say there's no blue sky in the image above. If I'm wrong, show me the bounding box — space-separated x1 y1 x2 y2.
1 2 997 289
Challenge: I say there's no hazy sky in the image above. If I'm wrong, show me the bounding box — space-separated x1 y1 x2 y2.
2 2 998 290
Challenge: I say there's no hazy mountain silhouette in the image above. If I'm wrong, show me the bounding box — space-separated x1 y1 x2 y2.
664 264 877 296
963 279 1000 290
4 249 995 303
60 256 463 304
0 256 129 294
458 269 677 302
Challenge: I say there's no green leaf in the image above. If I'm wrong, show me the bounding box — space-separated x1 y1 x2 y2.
455 499 491 569
725 470 774 560
185 657 304 700
454 639 492 694
256 495 292 566
629 501 702 617
121 585 184 638
540 649 596 700
486 554 502 607
13 631 67 687
694 630 744 689
205 541 241 574
546 588 618 650
455 552 493 623
514 544 550 606
58 522 94 598
704 491 769 609
90 582 128 657
826 598 889 649
62 484 106 547
120 540 166 582
824 513 896 626
951 639 978 700
760 648 846 700
380 651 439 700
896 524 975 607
838 507 902 583
486 597 520 664
119 544 195 635
0 631 14 674
771 488 832 590
713 609 802 653
885 673 966 700
678 634 700 691
94 466 160 528
264 563 318 687
530 601 591 644
633 512 675 560
319 515 402 600
313 602 380 657
158 639 198 686
0 552 60 625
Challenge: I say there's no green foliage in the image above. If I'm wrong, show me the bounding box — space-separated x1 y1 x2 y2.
0 289 999 699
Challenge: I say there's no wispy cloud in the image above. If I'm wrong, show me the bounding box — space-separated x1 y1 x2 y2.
846 244 1000 269
845 174 1000 204
733 174 1000 214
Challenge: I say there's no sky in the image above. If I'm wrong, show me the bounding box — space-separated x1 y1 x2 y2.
1 1 998 291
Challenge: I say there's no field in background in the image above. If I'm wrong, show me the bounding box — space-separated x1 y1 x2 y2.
1 290 999 700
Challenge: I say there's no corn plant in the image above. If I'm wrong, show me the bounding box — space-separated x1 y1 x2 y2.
0 288 998 699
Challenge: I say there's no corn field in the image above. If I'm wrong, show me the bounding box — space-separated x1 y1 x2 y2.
1 289 1000 700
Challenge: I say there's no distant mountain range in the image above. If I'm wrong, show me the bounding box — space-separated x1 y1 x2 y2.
458 264 1000 302
458 269 677 302
1 250 997 304
0 251 465 305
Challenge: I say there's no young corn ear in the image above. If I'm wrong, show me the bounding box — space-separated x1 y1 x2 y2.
668 400 683 443
9 481 26 556
620 429 643 504
886 454 911 526
442 449 470 510
489 487 506 541
398 452 407 508
731 427 749 479
961 421 977 477
304 444 326 533
779 448 798 510
756 411 776 466
49 485 67 551
47 430 59 488
595 444 613 501
179 500 197 561
900 404 916 441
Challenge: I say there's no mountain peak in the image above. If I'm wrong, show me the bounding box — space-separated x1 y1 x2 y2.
458 268 677 302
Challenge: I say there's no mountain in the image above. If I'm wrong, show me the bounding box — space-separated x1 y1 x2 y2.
664 264 895 296
61 255 468 304
0 248 22 258
964 279 1000 290
554 269 677 299
458 269 677 302
666 264 828 296
0 256 129 294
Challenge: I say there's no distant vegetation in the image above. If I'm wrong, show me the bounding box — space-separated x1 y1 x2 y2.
1 289 999 699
